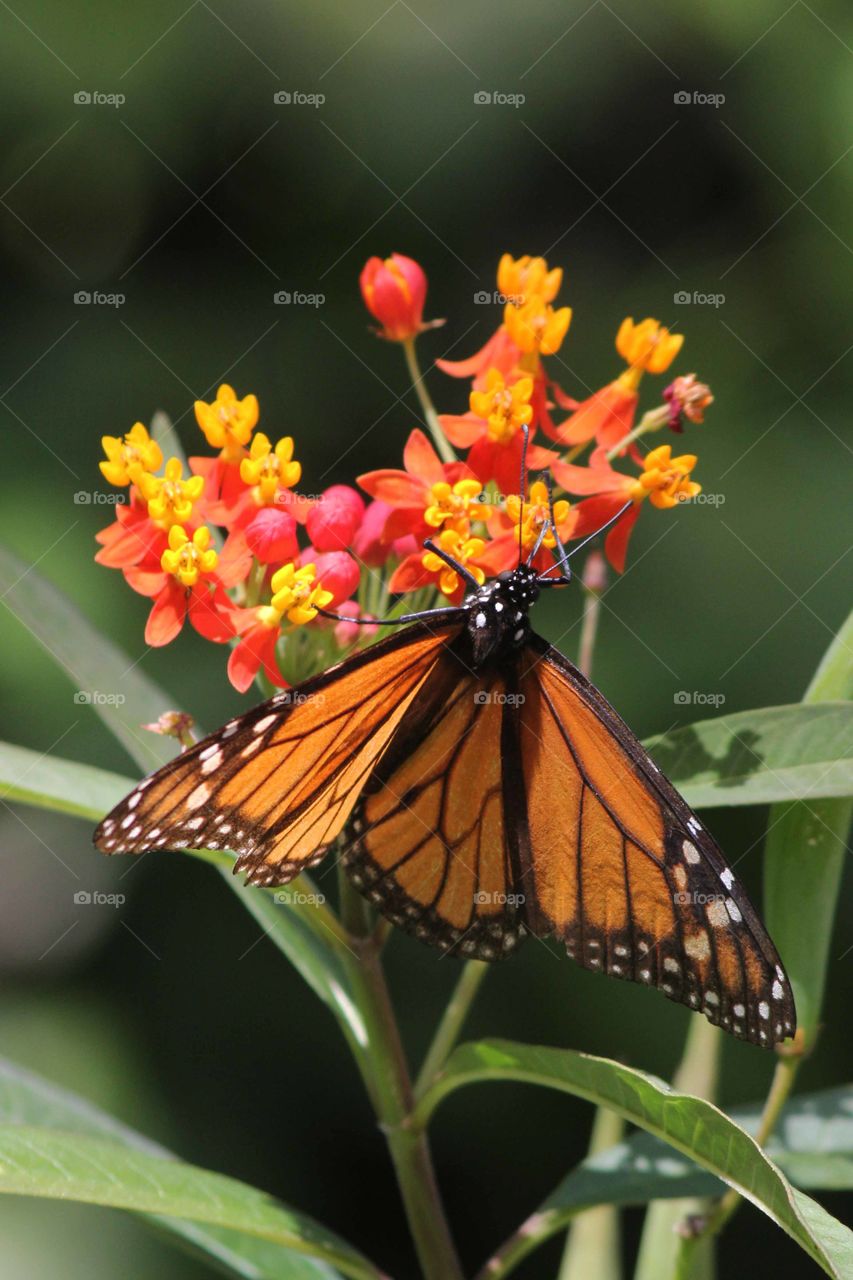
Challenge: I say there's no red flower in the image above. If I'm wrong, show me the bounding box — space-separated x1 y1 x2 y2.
227 610 288 694
352 501 418 566
358 429 477 542
244 507 300 564
127 525 244 647
360 254 432 342
310 549 361 607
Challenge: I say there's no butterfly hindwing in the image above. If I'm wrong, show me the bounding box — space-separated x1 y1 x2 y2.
512 635 796 1047
344 638 527 959
95 621 461 883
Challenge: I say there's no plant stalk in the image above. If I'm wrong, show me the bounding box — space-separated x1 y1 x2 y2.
402 338 457 465
414 961 488 1099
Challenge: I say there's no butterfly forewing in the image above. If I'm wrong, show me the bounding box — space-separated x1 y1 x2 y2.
94 622 461 882
512 637 796 1047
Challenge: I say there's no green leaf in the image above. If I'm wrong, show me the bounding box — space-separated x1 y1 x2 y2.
765 609 853 1050
0 549 364 1062
0 741 136 821
643 702 853 809
0 1124 386 1280
417 1040 853 1280
0 1055 341 1280
479 1084 853 1279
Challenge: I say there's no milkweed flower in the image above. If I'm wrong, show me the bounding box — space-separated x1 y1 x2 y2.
497 253 563 305
391 527 488 604
133 525 237 646
100 423 163 486
194 384 259 460
503 295 572 357
553 444 701 572
360 253 431 341
552 318 684 452
227 562 335 694
480 479 578 575
239 433 302 504
138 457 205 529
269 562 334 626
358 429 478 542
439 368 557 493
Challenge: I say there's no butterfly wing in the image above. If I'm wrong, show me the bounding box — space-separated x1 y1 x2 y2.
344 642 528 959
511 635 796 1047
94 620 462 885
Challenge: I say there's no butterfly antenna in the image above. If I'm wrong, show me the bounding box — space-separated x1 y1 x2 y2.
517 424 530 568
545 470 572 579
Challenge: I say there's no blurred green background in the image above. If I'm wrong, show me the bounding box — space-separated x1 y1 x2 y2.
0 0 851 1275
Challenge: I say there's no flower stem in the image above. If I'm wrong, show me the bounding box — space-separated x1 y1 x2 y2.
605 405 669 462
414 960 489 1099
402 338 457 465
558 1106 624 1280
577 553 606 679
341 929 464 1280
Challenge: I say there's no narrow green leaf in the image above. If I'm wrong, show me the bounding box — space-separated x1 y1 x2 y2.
0 741 136 821
0 1055 339 1280
418 1040 853 1280
765 609 853 1050
643 702 853 809
0 1125 385 1280
0 550 363 1059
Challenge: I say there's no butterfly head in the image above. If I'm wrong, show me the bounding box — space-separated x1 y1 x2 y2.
464 564 539 665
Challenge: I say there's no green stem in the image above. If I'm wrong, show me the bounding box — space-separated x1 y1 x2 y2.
605 405 669 461
341 935 464 1280
577 557 605 680
634 1016 722 1280
414 961 489 1099
558 1106 625 1280
402 338 457 465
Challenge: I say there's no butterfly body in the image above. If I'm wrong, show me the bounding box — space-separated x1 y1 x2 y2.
94 568 796 1048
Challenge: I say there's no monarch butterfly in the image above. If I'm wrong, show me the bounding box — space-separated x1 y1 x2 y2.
95 466 795 1050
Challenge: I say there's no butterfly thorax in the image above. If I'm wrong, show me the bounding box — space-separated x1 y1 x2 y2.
463 565 540 666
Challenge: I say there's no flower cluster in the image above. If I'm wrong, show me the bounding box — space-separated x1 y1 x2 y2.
95 250 711 696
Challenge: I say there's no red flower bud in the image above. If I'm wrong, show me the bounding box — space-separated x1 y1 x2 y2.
360 253 428 341
311 549 360 606
244 507 299 564
333 599 378 648
305 485 365 552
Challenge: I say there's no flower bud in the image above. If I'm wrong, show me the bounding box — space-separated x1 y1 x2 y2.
245 507 299 564
360 253 428 341
333 600 378 647
305 485 365 551
311 549 360 606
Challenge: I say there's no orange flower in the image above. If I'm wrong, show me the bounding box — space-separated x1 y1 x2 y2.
503 295 572 357
360 253 430 341
194 384 259 461
497 253 562 306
